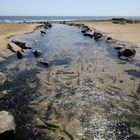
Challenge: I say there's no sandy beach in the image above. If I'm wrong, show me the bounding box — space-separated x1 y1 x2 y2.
69 21 140 48
0 23 38 61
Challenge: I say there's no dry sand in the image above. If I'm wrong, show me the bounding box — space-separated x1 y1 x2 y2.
71 21 140 48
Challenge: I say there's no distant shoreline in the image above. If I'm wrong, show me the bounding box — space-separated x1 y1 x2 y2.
0 16 140 23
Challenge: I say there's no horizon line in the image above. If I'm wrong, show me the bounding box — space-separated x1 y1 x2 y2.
0 15 140 17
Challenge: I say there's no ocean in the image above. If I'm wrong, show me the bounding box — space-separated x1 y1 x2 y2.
0 16 140 23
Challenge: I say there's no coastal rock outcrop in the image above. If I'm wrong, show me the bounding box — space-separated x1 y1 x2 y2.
12 40 25 48
7 43 21 53
0 111 16 140
12 40 31 49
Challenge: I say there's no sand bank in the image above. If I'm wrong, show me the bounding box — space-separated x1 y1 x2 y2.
0 23 38 61
69 21 140 48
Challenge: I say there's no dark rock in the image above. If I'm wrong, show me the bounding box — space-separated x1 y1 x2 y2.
44 22 52 29
7 44 16 53
0 111 15 140
81 30 87 33
119 80 124 83
40 30 46 35
21 49 24 52
32 50 42 57
114 122 131 139
83 33 94 38
12 40 31 49
81 28 90 33
16 51 23 59
94 33 102 41
118 47 136 58
40 60 49 66
115 46 124 50
107 37 112 40
12 40 25 48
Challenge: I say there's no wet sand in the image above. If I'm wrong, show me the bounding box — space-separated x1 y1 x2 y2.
68 21 140 48
0 23 38 61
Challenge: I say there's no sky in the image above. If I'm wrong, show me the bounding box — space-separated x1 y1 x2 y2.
0 0 140 16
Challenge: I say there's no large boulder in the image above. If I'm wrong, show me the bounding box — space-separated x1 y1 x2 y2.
118 47 136 59
0 111 16 140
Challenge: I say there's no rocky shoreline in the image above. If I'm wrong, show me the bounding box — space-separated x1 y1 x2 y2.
0 22 140 139
63 22 136 60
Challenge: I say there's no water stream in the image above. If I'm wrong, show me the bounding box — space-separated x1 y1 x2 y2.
0 24 140 140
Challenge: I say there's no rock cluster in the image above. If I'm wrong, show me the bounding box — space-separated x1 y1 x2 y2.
112 18 135 24
7 22 52 60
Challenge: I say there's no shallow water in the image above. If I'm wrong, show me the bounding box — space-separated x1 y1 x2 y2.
0 24 140 140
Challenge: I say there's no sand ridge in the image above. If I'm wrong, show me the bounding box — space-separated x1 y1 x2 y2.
69 21 140 48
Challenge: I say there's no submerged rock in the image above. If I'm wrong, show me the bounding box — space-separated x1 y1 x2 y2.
0 72 7 85
0 111 15 140
40 60 49 66
16 51 23 59
32 50 42 57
